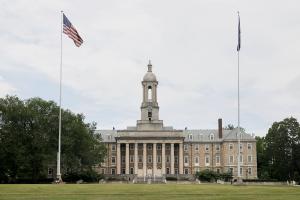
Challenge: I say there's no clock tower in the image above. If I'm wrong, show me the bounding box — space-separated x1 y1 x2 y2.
137 61 163 130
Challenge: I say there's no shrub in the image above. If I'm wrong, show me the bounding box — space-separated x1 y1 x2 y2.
166 177 177 181
196 170 233 182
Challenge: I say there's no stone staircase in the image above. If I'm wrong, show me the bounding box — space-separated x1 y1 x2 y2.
135 176 166 184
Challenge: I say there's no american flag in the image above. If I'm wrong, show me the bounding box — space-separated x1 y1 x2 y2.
63 14 83 47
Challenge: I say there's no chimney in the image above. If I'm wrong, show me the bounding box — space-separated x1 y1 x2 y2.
218 118 223 138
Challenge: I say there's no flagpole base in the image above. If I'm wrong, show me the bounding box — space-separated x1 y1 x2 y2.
54 174 63 184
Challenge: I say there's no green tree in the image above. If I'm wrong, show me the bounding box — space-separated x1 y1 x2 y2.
0 95 106 183
265 117 300 181
255 136 270 179
224 124 245 132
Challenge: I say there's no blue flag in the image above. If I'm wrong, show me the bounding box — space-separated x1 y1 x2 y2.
237 13 241 51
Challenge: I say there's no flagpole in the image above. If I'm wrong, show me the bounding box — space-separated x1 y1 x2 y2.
56 10 63 182
237 11 241 181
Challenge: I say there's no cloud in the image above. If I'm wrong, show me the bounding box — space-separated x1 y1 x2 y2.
0 0 300 136
0 76 17 97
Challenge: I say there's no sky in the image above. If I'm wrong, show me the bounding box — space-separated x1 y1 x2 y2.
0 0 300 137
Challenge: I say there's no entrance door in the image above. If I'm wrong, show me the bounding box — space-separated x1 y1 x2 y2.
147 168 153 177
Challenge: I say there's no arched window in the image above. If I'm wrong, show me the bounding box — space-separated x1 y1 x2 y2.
148 86 152 101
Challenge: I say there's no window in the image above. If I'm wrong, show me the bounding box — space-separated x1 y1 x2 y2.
184 168 189 174
205 155 210 166
215 144 220 151
216 168 220 173
48 168 53 176
148 86 152 101
111 156 116 164
248 167 252 175
157 144 161 150
166 156 170 163
130 167 134 175
210 133 214 140
148 111 152 118
122 168 125 174
130 155 134 163
216 155 220 164
157 155 161 163
188 134 193 140
175 168 178 174
240 143 243 151
229 155 234 164
248 155 252 163
205 144 209 152
130 144 134 150
111 144 116 151
148 144 152 150
148 155 152 163
239 155 243 163
122 156 125 163
184 156 189 164
195 144 199 151
184 144 188 151
166 168 170 174
240 167 243 176
138 155 143 163
166 144 170 150
248 143 252 150
111 168 115 175
195 156 199 164
229 143 233 150
174 156 178 164
138 144 143 150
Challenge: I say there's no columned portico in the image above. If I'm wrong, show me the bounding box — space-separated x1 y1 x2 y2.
134 143 138 174
116 143 121 174
125 143 129 174
170 143 175 174
143 143 147 177
162 143 166 175
179 143 183 174
153 143 157 176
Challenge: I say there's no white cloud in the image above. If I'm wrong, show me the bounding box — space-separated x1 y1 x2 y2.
0 76 17 97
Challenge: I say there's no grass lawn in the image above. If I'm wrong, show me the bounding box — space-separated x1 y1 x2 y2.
0 184 299 200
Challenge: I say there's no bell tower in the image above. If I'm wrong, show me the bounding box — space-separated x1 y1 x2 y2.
137 61 163 130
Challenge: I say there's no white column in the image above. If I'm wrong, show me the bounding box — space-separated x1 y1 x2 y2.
171 143 174 174
116 143 121 174
125 143 129 174
162 143 166 175
153 143 157 176
143 143 147 177
179 143 183 174
134 143 138 175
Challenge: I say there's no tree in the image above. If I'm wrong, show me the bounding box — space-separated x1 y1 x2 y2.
265 117 300 181
0 95 106 183
224 124 245 132
255 136 270 179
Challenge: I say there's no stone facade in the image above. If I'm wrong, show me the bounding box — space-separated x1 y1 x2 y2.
96 62 257 179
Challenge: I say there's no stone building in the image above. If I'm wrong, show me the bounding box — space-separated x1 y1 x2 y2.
96 62 257 180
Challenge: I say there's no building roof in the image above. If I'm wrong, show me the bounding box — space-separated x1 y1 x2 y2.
95 128 255 143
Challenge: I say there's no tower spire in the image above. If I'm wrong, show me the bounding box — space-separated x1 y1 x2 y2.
148 60 152 72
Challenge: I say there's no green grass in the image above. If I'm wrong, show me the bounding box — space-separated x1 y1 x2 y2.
0 184 299 200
